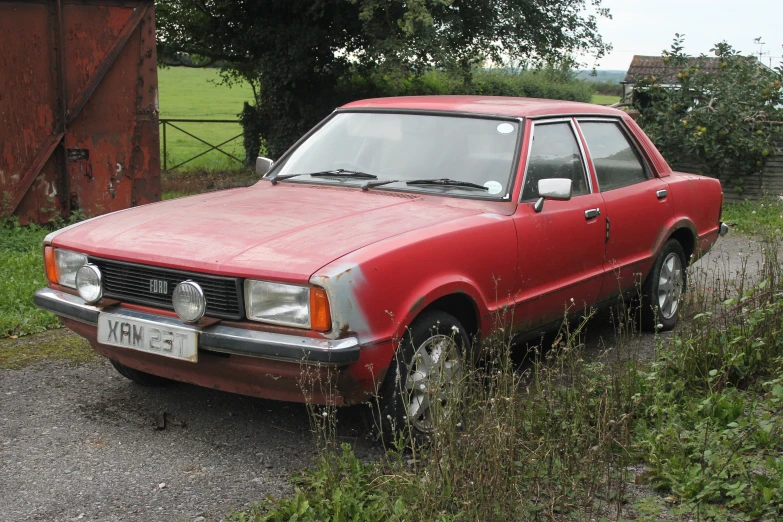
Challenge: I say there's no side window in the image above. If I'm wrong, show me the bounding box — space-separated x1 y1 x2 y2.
521 122 589 201
579 121 648 192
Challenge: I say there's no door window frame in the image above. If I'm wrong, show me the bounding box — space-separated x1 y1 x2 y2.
518 117 593 203
575 117 655 192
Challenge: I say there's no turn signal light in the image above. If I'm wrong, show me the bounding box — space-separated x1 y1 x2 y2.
44 246 58 285
309 287 332 332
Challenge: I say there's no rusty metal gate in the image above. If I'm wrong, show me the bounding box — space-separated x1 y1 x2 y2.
0 0 160 224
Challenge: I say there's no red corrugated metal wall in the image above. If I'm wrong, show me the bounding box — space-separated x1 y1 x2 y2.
0 0 160 223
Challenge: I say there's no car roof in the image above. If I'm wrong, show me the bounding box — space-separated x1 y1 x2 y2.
340 95 626 119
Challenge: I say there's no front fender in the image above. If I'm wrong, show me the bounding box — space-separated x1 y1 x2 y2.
310 213 518 348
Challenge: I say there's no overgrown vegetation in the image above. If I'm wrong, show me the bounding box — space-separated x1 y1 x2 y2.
590 79 624 97
634 35 783 191
722 198 783 235
0 219 58 337
632 242 783 519
228 234 783 521
396 68 595 102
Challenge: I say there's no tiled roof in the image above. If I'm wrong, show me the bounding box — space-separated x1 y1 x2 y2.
623 55 723 84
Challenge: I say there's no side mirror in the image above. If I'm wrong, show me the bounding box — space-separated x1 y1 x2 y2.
255 156 273 176
533 178 572 213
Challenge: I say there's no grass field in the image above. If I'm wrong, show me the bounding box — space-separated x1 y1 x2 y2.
158 67 254 171
158 68 622 170
590 94 621 105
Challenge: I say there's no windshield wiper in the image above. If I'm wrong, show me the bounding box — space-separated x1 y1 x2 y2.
270 169 377 185
361 179 400 191
405 178 489 191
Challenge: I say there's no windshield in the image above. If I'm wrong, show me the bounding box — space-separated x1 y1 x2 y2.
268 112 521 198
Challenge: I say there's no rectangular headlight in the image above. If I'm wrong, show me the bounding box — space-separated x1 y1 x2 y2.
53 249 88 288
244 280 311 328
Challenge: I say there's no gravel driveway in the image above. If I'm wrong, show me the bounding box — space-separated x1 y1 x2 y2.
0 338 378 522
0 232 770 522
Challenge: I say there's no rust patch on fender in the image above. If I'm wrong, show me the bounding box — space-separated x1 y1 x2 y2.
310 263 372 342
334 268 352 281
338 323 353 338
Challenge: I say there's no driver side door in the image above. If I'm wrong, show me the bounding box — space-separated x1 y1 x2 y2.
511 118 606 332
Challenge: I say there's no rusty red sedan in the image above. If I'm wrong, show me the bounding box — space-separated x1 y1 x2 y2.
35 96 727 437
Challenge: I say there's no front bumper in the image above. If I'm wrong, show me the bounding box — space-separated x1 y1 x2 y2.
34 287 360 365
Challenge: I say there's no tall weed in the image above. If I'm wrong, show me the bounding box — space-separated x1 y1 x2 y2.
230 235 783 521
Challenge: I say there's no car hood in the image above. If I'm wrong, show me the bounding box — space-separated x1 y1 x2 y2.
51 183 492 282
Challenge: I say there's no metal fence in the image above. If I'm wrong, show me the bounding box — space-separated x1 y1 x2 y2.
159 119 244 172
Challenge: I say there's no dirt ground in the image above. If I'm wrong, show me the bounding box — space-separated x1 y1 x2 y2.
0 232 769 522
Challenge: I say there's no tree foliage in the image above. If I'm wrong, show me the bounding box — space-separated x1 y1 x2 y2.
633 36 783 191
156 0 611 158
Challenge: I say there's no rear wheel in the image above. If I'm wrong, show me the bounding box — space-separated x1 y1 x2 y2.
109 359 171 386
641 239 687 331
378 310 468 445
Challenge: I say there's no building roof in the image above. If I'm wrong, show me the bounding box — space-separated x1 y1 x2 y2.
341 95 625 118
623 55 724 84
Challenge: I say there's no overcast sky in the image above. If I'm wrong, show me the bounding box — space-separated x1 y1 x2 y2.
587 0 783 71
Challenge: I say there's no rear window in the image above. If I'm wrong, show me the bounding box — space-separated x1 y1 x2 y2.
579 121 648 192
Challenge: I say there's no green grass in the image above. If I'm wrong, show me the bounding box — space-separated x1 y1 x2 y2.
722 199 783 235
158 67 254 171
0 221 60 337
0 330 96 369
591 94 621 105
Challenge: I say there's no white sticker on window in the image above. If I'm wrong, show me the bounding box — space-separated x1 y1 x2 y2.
496 123 515 134
483 181 503 195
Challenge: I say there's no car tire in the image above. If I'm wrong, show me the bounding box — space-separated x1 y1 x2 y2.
377 310 469 445
109 359 171 386
641 239 687 332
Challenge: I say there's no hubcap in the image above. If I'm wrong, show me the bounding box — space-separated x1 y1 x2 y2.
657 253 683 320
406 334 461 433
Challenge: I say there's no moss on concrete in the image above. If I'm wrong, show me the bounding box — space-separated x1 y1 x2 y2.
0 329 98 370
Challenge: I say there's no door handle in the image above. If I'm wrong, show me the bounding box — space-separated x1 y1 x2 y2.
656 189 668 199
584 208 601 219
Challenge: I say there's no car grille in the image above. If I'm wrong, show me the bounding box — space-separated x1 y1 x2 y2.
89 257 244 320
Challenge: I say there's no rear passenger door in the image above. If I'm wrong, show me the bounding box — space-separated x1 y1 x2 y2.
576 118 672 303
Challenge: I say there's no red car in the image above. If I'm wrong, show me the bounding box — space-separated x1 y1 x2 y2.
35 96 727 437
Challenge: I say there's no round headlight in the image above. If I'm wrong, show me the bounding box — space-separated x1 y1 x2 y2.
172 280 206 323
76 264 103 304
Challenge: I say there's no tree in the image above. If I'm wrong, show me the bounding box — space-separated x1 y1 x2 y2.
156 0 611 158
633 36 783 192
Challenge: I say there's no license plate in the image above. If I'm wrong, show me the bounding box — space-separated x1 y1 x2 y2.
97 313 198 362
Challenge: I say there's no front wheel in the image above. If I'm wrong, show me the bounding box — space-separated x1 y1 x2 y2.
377 310 469 445
641 239 687 331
